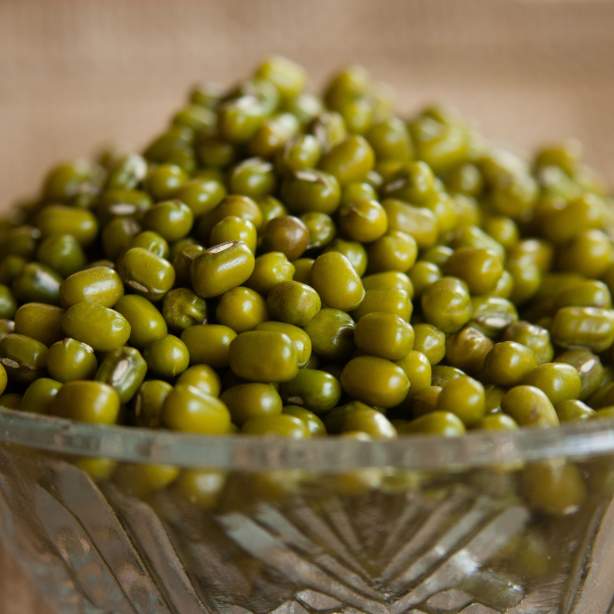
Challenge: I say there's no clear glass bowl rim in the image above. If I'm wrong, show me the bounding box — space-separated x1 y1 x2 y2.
1 407 614 471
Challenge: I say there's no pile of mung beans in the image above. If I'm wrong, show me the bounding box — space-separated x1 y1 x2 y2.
1 56 613 445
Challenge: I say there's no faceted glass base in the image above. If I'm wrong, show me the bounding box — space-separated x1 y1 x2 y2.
1 437 613 613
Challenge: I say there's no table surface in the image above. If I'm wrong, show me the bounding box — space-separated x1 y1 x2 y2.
0 546 51 614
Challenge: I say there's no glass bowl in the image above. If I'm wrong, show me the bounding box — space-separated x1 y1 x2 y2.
1 408 614 613
1 2 613 613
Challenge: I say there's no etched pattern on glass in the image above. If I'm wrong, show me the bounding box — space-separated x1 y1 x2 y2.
1 446 614 613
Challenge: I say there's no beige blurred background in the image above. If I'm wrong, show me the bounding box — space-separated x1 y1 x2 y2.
1 0 614 212
0 0 613 611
